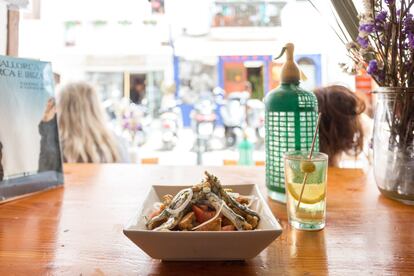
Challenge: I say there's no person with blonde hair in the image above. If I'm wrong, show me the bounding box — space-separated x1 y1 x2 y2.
58 82 129 163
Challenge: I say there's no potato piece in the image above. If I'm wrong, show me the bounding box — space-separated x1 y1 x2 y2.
243 222 253 230
195 218 222 231
178 211 196 230
246 215 259 229
147 217 168 230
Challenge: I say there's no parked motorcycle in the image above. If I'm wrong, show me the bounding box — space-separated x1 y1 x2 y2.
246 98 265 149
125 103 151 147
220 92 249 148
159 99 182 150
191 97 217 164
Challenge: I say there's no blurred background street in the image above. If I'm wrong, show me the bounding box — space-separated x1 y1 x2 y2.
138 121 265 165
15 0 372 167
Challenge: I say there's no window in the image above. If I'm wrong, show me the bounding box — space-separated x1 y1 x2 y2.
297 57 317 91
212 1 287 27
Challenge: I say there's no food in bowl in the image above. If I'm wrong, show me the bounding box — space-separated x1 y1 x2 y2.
145 171 260 231
124 182 282 260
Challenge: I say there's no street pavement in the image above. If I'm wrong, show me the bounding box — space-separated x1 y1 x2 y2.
132 120 368 169
136 121 265 166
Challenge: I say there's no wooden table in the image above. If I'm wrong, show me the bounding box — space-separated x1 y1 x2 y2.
0 164 413 275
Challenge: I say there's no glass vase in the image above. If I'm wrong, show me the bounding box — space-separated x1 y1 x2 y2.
373 87 414 205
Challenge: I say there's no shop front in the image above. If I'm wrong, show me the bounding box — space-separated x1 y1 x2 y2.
218 55 277 99
174 50 322 127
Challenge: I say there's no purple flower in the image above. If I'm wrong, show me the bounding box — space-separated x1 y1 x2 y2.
374 11 388 32
367 59 385 83
403 13 414 29
378 71 386 82
401 13 414 49
357 36 369 48
376 11 387 22
359 23 375 33
367 60 378 75
408 33 414 49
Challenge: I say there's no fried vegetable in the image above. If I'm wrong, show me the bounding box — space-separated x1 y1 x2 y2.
146 171 261 231
178 211 196 230
146 189 192 230
146 209 169 230
236 196 250 205
153 214 183 231
195 218 222 231
204 171 260 227
206 192 252 230
162 194 173 206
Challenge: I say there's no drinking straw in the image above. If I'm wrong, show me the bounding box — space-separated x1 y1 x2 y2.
296 113 322 211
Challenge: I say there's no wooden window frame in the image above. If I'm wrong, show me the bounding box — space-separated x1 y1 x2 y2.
7 9 19 56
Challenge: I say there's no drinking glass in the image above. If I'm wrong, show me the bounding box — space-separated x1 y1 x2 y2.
284 151 328 231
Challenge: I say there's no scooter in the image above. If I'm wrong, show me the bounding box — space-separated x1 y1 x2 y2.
220 92 249 148
159 100 182 150
191 97 217 164
246 99 265 149
133 101 152 147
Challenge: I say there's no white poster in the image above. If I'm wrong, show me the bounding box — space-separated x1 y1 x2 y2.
0 55 63 202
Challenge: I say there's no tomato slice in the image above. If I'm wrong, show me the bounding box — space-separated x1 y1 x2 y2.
197 204 209 211
192 205 216 223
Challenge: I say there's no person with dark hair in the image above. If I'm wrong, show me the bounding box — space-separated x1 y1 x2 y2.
0 142 3 181
38 98 63 173
313 85 367 167
130 79 146 105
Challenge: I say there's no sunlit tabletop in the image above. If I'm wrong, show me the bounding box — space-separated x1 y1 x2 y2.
0 164 413 275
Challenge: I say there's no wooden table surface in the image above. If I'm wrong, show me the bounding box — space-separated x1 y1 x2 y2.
0 164 413 275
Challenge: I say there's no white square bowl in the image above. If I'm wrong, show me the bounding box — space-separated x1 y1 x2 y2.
123 184 282 261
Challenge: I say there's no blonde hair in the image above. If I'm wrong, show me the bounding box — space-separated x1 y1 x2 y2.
58 82 120 163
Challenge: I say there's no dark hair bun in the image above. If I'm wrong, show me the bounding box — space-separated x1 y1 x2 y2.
314 85 365 164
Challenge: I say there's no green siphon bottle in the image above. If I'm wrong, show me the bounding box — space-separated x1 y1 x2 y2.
264 43 319 203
